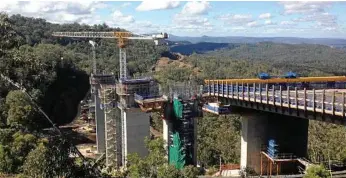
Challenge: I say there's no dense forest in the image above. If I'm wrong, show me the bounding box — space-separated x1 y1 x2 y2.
1 12 346 177
0 13 171 177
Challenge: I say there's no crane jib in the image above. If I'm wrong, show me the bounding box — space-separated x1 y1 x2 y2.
52 32 168 40
52 31 168 79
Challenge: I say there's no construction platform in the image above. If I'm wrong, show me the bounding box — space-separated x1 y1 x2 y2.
134 94 168 112
202 102 230 115
90 74 115 85
260 151 311 176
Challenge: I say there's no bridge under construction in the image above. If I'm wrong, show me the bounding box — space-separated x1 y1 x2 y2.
134 74 346 176
53 30 346 176
89 67 346 175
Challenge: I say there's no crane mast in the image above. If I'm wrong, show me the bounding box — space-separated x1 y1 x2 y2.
52 31 168 80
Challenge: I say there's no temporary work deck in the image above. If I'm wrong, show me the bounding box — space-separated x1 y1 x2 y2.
260 151 307 176
134 94 168 112
202 103 230 115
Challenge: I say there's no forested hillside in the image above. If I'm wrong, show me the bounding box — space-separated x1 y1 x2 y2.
0 13 170 177
171 42 346 77
170 42 233 55
169 34 346 47
8 14 168 77
0 13 104 177
205 42 346 76
0 13 169 177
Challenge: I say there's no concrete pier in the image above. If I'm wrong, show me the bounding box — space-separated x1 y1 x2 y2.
240 112 268 173
123 108 150 164
240 111 309 174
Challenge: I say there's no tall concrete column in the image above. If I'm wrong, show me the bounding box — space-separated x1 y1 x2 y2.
122 108 150 165
240 113 268 173
95 85 105 153
240 111 309 174
240 116 248 170
163 119 170 152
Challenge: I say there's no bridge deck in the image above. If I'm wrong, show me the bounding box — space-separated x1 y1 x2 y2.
203 84 346 122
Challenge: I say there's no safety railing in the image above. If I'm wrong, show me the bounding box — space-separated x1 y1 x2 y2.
204 82 346 117
134 93 167 104
134 93 164 100
270 153 297 160
100 102 117 110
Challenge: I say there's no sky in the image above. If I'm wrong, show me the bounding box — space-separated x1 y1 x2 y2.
0 1 346 38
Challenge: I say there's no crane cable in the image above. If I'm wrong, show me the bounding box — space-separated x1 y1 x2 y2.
0 73 102 177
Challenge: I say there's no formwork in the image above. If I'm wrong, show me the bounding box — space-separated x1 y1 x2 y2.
116 77 159 108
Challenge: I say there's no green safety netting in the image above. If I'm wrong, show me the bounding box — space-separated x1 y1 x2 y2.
173 99 183 119
169 132 186 170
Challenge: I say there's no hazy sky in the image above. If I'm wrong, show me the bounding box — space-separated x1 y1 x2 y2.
1 1 346 38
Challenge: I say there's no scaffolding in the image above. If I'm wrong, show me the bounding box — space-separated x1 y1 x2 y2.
97 74 121 168
163 81 204 101
116 77 161 108
169 98 196 169
260 151 299 176
259 139 308 176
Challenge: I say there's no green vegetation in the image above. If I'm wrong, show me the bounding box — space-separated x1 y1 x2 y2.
126 137 200 178
0 13 183 177
202 42 346 76
8 14 168 76
197 114 241 167
304 165 331 178
0 13 99 177
308 122 346 163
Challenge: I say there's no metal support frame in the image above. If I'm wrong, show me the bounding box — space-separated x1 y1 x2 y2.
89 40 97 74
119 48 127 80
313 89 316 113
304 88 307 116
322 89 325 115
266 84 269 105
253 83 256 102
259 83 262 103
343 92 345 118
272 85 275 104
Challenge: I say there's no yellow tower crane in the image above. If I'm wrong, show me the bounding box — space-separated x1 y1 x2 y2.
52 31 168 81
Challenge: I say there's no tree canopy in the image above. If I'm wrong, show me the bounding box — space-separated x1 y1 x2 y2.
0 13 98 177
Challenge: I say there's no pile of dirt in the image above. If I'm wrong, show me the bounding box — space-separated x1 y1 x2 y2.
161 51 184 60
155 54 199 74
